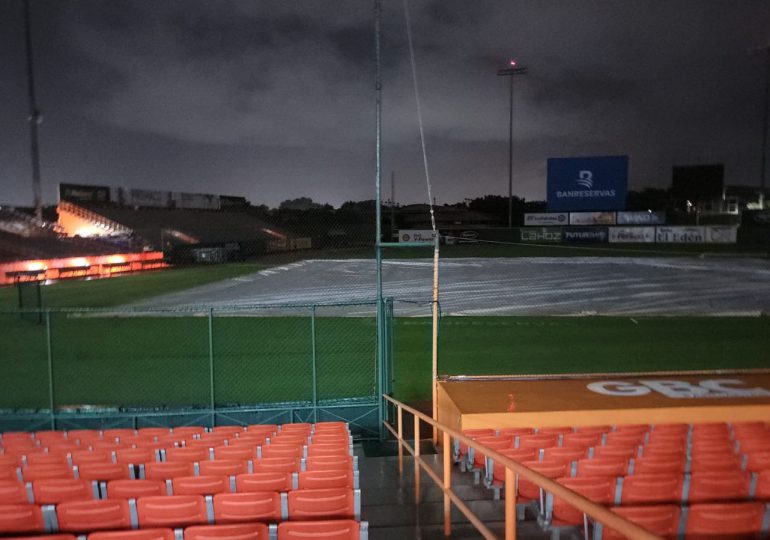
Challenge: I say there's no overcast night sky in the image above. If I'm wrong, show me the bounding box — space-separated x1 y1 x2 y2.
0 1 768 209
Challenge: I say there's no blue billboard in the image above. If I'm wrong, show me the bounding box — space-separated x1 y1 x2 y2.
547 155 628 212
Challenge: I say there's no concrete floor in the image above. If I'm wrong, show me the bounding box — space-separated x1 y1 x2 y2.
132 257 770 316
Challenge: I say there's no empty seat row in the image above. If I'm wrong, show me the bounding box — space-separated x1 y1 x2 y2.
1 455 358 484
0 519 368 540
0 489 361 534
0 470 360 503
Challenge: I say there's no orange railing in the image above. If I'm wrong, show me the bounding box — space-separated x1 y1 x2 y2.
383 394 660 540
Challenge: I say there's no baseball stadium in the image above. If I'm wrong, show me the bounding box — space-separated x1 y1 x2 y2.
2 1 770 540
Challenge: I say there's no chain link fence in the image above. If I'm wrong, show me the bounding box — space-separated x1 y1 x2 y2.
0 303 381 429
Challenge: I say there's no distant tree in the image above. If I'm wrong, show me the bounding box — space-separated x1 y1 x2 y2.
279 197 323 211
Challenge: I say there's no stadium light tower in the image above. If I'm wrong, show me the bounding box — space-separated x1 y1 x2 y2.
497 59 527 228
23 0 44 222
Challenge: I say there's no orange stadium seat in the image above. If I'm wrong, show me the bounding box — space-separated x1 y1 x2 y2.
277 519 362 540
684 502 767 539
34 430 67 443
537 427 573 436
269 435 308 447
56 499 132 532
619 474 684 505
0 504 45 534
235 472 293 493
574 425 612 435
171 427 206 438
516 460 569 502
743 451 770 473
575 457 629 478
0 480 30 503
211 427 245 437
246 425 277 436
0 465 20 481
143 462 196 481
306 456 354 472
314 422 348 432
66 430 102 444
154 435 185 448
601 504 680 540
1 432 36 445
604 431 646 447
593 445 638 461
296 469 357 490
185 523 270 540
46 442 80 454
115 448 159 466
650 424 689 435
0 455 22 469
541 446 587 465
21 464 74 482
489 448 539 486
171 475 229 496
549 476 616 525
287 488 358 521
32 478 97 503
612 424 650 435
137 428 171 438
136 495 208 528
228 435 267 448
517 434 558 451
102 429 137 442
253 458 303 475
261 445 304 460
281 424 312 435
187 437 229 450
212 492 283 523
77 463 133 481
306 444 349 458
165 447 210 464
455 429 495 462
562 432 603 449
498 427 534 439
212 446 256 462
89 529 175 540
105 479 166 499
25 453 70 468
689 452 743 474
199 460 249 477
70 450 112 467
687 470 751 503
90 441 130 452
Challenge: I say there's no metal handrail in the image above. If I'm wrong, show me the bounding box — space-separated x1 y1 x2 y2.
383 393 661 540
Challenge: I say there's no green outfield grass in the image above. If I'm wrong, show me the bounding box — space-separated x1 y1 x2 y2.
1 311 766 409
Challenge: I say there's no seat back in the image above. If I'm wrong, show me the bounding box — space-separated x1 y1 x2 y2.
620 474 683 505
517 460 568 501
212 446 255 462
21 464 74 482
296 470 355 490
70 451 112 467
26 453 69 467
305 456 351 472
105 479 166 499
144 462 195 481
235 472 293 493
198 460 249 477
575 457 628 478
77 463 132 481
32 478 96 504
165 447 210 464
184 523 269 540
56 499 132 532
88 529 176 540
0 480 30 503
687 471 750 503
212 492 283 523
685 502 766 537
277 519 360 540
115 448 158 466
287 488 356 520
630 455 684 476
551 477 615 526
136 495 208 528
0 504 45 534
171 475 229 496
252 458 301 474
602 505 680 540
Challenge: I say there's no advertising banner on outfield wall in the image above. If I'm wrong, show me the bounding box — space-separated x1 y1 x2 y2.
524 213 568 226
569 212 616 226
616 211 666 225
520 227 563 243
399 229 437 243
705 226 738 244
563 227 609 244
547 155 628 212
609 227 656 243
59 183 111 203
656 226 705 243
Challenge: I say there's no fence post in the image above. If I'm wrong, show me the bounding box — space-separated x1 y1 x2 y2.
208 308 215 428
311 305 318 424
45 309 54 430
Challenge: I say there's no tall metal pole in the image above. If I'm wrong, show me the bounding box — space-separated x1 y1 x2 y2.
497 62 527 227
760 46 770 209
374 0 386 440
23 0 43 221
507 74 513 228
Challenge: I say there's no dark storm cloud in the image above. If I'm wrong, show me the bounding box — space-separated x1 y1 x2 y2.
0 0 768 207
